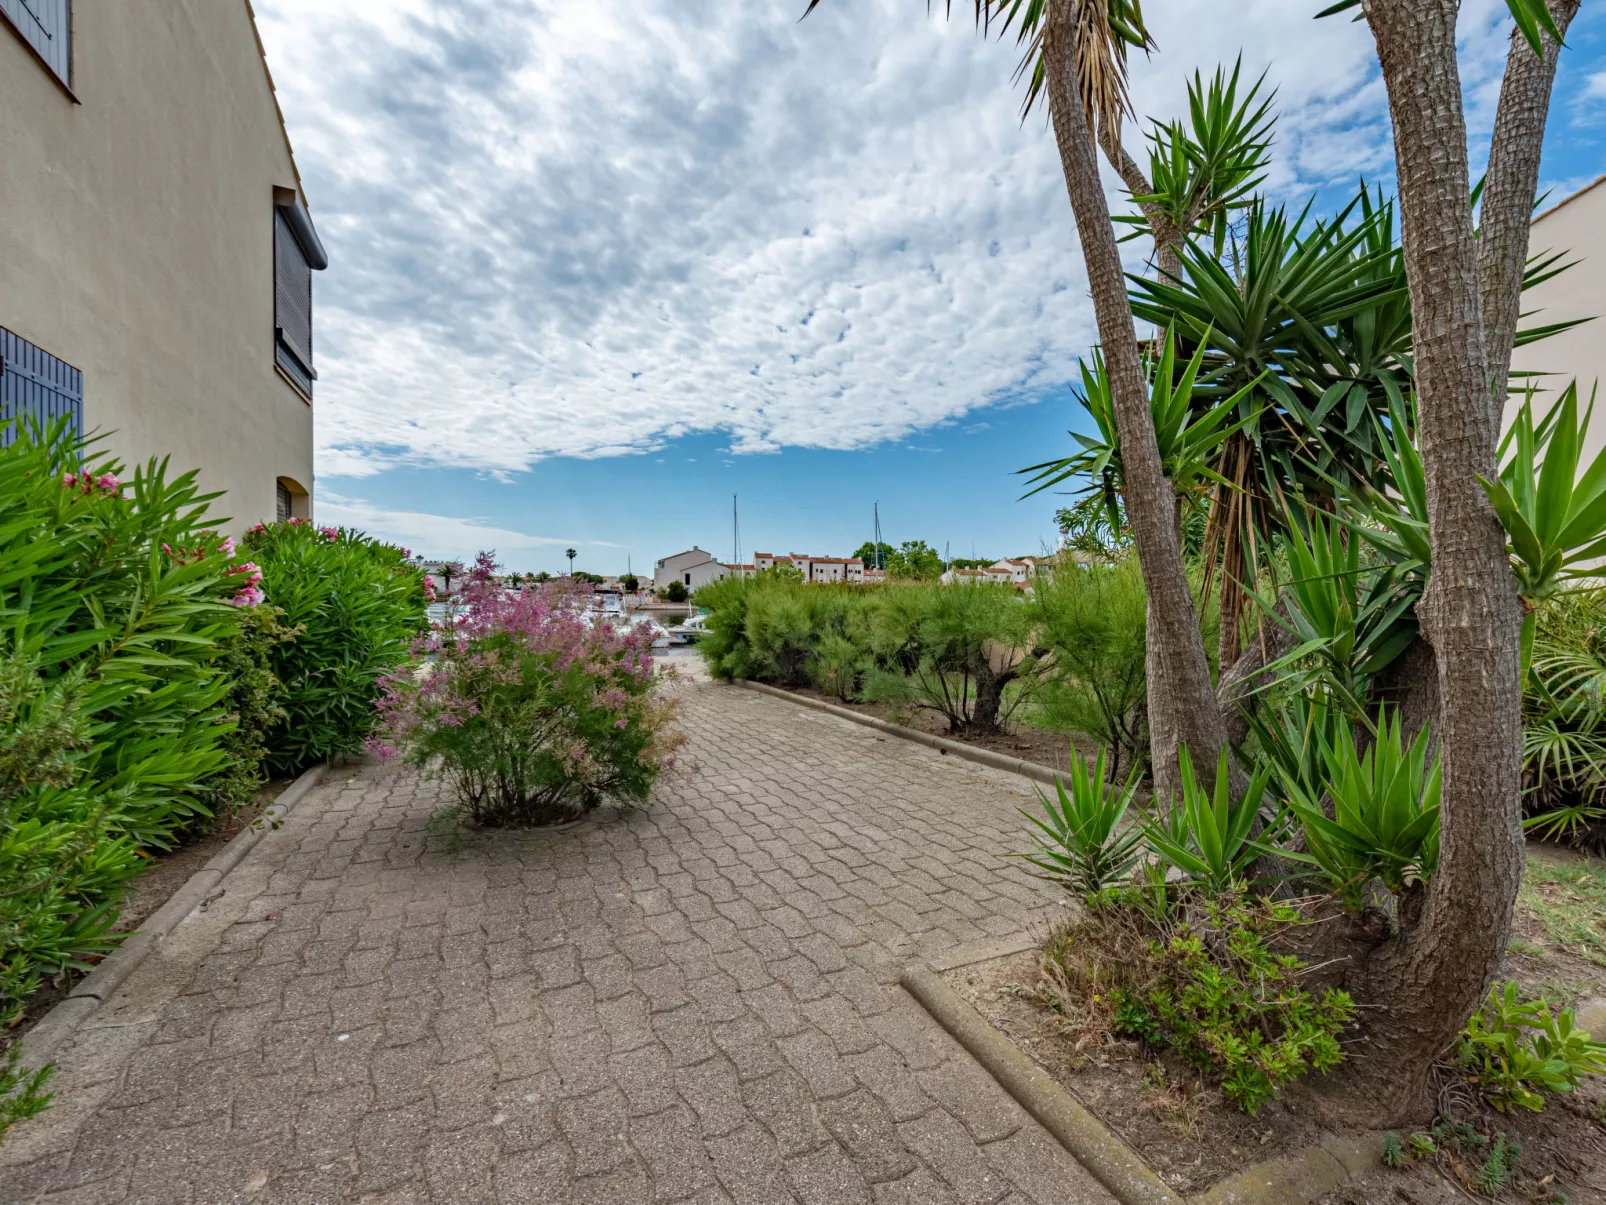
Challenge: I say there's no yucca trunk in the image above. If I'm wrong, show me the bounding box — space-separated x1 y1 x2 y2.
1041 0 1225 802
1322 0 1571 1123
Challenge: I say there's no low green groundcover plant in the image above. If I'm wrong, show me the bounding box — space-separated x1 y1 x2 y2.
242 519 428 774
1041 889 1353 1115
373 554 683 826
1457 980 1606 1113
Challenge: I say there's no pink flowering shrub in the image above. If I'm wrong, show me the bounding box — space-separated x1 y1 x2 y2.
373 553 683 826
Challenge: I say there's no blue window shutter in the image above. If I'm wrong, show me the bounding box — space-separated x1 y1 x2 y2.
0 325 83 446
0 0 72 89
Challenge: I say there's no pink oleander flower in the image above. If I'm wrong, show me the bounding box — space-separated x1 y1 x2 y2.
230 585 265 608
62 472 77 488
96 473 119 491
319 526 339 543
288 516 304 525
218 536 236 556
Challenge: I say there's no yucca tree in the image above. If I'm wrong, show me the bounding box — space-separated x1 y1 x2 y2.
806 0 1229 802
1308 0 1582 1120
1019 326 1263 531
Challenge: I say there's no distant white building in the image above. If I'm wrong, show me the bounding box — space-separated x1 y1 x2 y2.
753 552 865 583
943 557 1056 588
653 547 730 592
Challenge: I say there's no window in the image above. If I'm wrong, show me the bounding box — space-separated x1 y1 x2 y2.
276 481 292 523
272 190 328 400
1 0 71 91
1 325 81 445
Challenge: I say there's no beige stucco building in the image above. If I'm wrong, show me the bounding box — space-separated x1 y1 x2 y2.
1508 175 1606 460
0 0 323 531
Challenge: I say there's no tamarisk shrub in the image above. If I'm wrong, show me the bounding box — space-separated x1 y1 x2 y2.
373 554 683 826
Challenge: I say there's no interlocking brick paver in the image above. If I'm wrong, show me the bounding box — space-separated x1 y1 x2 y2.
0 681 1116 1203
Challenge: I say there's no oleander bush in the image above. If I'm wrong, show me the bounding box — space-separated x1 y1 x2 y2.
242 519 428 773
0 422 254 1038
201 605 300 834
373 554 683 826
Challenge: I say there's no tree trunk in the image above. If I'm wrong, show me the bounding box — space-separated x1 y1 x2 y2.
1324 0 1528 1124
969 663 1015 734
1480 0 1579 400
1217 591 1294 749
1039 1 1226 806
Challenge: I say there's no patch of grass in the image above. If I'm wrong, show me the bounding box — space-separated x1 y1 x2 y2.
1520 854 1606 966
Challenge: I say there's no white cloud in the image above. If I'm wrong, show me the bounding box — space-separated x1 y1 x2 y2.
255 0 1515 479
1585 71 1606 99
316 491 614 561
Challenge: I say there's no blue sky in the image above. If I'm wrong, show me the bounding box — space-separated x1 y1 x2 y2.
256 1 1606 575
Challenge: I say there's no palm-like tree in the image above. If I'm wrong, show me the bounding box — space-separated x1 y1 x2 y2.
565 548 577 576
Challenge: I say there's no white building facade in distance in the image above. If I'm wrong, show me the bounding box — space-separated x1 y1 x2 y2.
653 547 730 592
752 552 865 583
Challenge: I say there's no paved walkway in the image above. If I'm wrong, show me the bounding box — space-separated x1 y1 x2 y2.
0 681 1115 1205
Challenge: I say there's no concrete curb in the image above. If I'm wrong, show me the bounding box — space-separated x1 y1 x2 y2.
729 678 1069 789
901 967 1187 1205
19 763 328 1070
901 963 1382 1205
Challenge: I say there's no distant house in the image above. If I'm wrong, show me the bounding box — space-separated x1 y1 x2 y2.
1 2 325 531
943 557 1055 588
653 548 730 592
753 552 865 583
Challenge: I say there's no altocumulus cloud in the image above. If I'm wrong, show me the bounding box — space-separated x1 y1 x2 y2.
254 0 1519 480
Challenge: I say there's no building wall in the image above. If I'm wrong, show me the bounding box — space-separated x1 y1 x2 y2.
0 1 315 532
1508 177 1606 465
653 549 725 591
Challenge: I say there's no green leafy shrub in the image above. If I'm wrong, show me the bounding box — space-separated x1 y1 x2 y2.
374 555 683 826
1041 889 1353 1114
200 606 299 834
0 422 251 1047
242 519 427 773
663 579 688 603
1523 587 1606 844
1031 555 1149 779
863 583 1040 733
1458 980 1606 1112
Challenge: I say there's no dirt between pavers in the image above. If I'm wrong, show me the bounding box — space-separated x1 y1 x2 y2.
945 948 1606 1203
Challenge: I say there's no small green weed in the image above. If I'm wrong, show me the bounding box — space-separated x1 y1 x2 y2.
0 1043 52 1144
427 806 466 854
1475 1132 1521 1194
1381 1131 1404 1169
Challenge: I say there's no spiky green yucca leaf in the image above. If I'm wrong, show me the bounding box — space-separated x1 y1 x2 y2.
1016 746 1146 897
1276 707 1441 906
1141 745 1274 892
1119 58 1275 248
1019 326 1263 518
1252 508 1420 714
